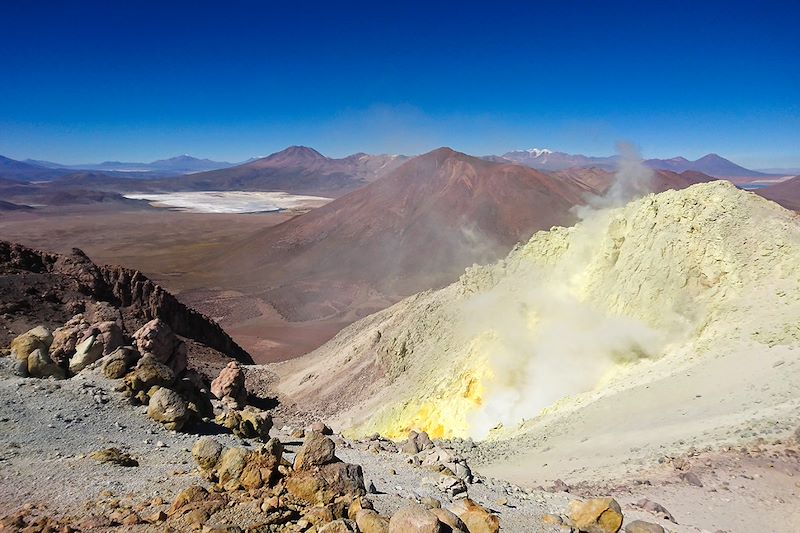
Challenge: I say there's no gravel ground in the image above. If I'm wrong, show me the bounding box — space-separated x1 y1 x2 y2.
1 357 798 532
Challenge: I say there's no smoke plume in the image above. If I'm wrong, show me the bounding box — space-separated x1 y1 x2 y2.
457 142 670 439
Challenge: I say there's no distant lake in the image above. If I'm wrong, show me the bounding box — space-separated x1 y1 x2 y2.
737 183 771 190
124 191 332 213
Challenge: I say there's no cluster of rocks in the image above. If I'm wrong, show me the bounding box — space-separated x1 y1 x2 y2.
4 317 276 441
165 429 501 533
356 430 474 499
0 504 78 533
0 241 252 364
542 497 668 533
7 301 134 380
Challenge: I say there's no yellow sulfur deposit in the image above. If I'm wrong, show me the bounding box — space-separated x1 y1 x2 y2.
357 359 492 439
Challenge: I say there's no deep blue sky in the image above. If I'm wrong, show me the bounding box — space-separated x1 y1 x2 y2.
1 0 798 167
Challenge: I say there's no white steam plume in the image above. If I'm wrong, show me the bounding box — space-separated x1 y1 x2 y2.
458 142 672 439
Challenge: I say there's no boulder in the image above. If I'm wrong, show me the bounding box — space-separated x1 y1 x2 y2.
69 335 104 373
355 509 390 533
215 447 250 488
448 499 499 533
27 348 65 379
238 439 283 490
625 521 665 533
310 421 334 435
125 355 175 394
566 497 623 533
286 462 366 505
294 431 337 470
318 519 358 533
634 499 675 523
50 315 90 365
303 505 337 526
102 346 139 379
430 508 466 531
348 496 374 520
85 321 125 355
146 387 189 431
133 319 184 367
9 327 52 375
215 407 272 440
400 430 434 454
210 361 247 407
389 504 442 533
168 485 210 516
192 437 225 472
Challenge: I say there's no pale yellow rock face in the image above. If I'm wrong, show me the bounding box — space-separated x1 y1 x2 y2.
277 182 800 448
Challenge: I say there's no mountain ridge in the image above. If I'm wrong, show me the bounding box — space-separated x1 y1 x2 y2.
501 148 776 178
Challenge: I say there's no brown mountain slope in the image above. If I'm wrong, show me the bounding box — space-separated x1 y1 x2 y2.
215 148 589 325
757 176 800 211
198 150 721 362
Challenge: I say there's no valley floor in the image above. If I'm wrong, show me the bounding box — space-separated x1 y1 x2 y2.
0 206 345 363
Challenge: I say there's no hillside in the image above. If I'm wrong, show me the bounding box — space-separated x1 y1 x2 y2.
757 175 800 210
217 147 590 324
551 167 713 195
0 241 252 366
274 181 800 482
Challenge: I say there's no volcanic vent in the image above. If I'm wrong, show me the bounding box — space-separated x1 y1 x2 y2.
275 181 800 453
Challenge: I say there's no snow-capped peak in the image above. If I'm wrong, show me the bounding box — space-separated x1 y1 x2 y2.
525 148 553 157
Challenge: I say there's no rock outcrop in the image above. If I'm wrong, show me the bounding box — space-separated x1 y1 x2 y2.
0 241 252 364
286 432 366 505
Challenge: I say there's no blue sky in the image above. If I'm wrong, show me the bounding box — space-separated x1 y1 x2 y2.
1 0 798 167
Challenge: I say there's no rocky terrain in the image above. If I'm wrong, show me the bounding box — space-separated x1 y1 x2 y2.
1 340 797 532
0 241 251 367
0 147 720 364
1 183 799 531
267 182 800 531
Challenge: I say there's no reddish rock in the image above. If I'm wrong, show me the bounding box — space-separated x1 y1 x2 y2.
211 361 247 407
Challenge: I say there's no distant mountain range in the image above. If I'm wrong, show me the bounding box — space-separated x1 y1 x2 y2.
756 167 800 175
0 155 71 181
498 149 618 171
24 154 234 174
500 148 776 178
2 147 787 186
135 146 409 197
